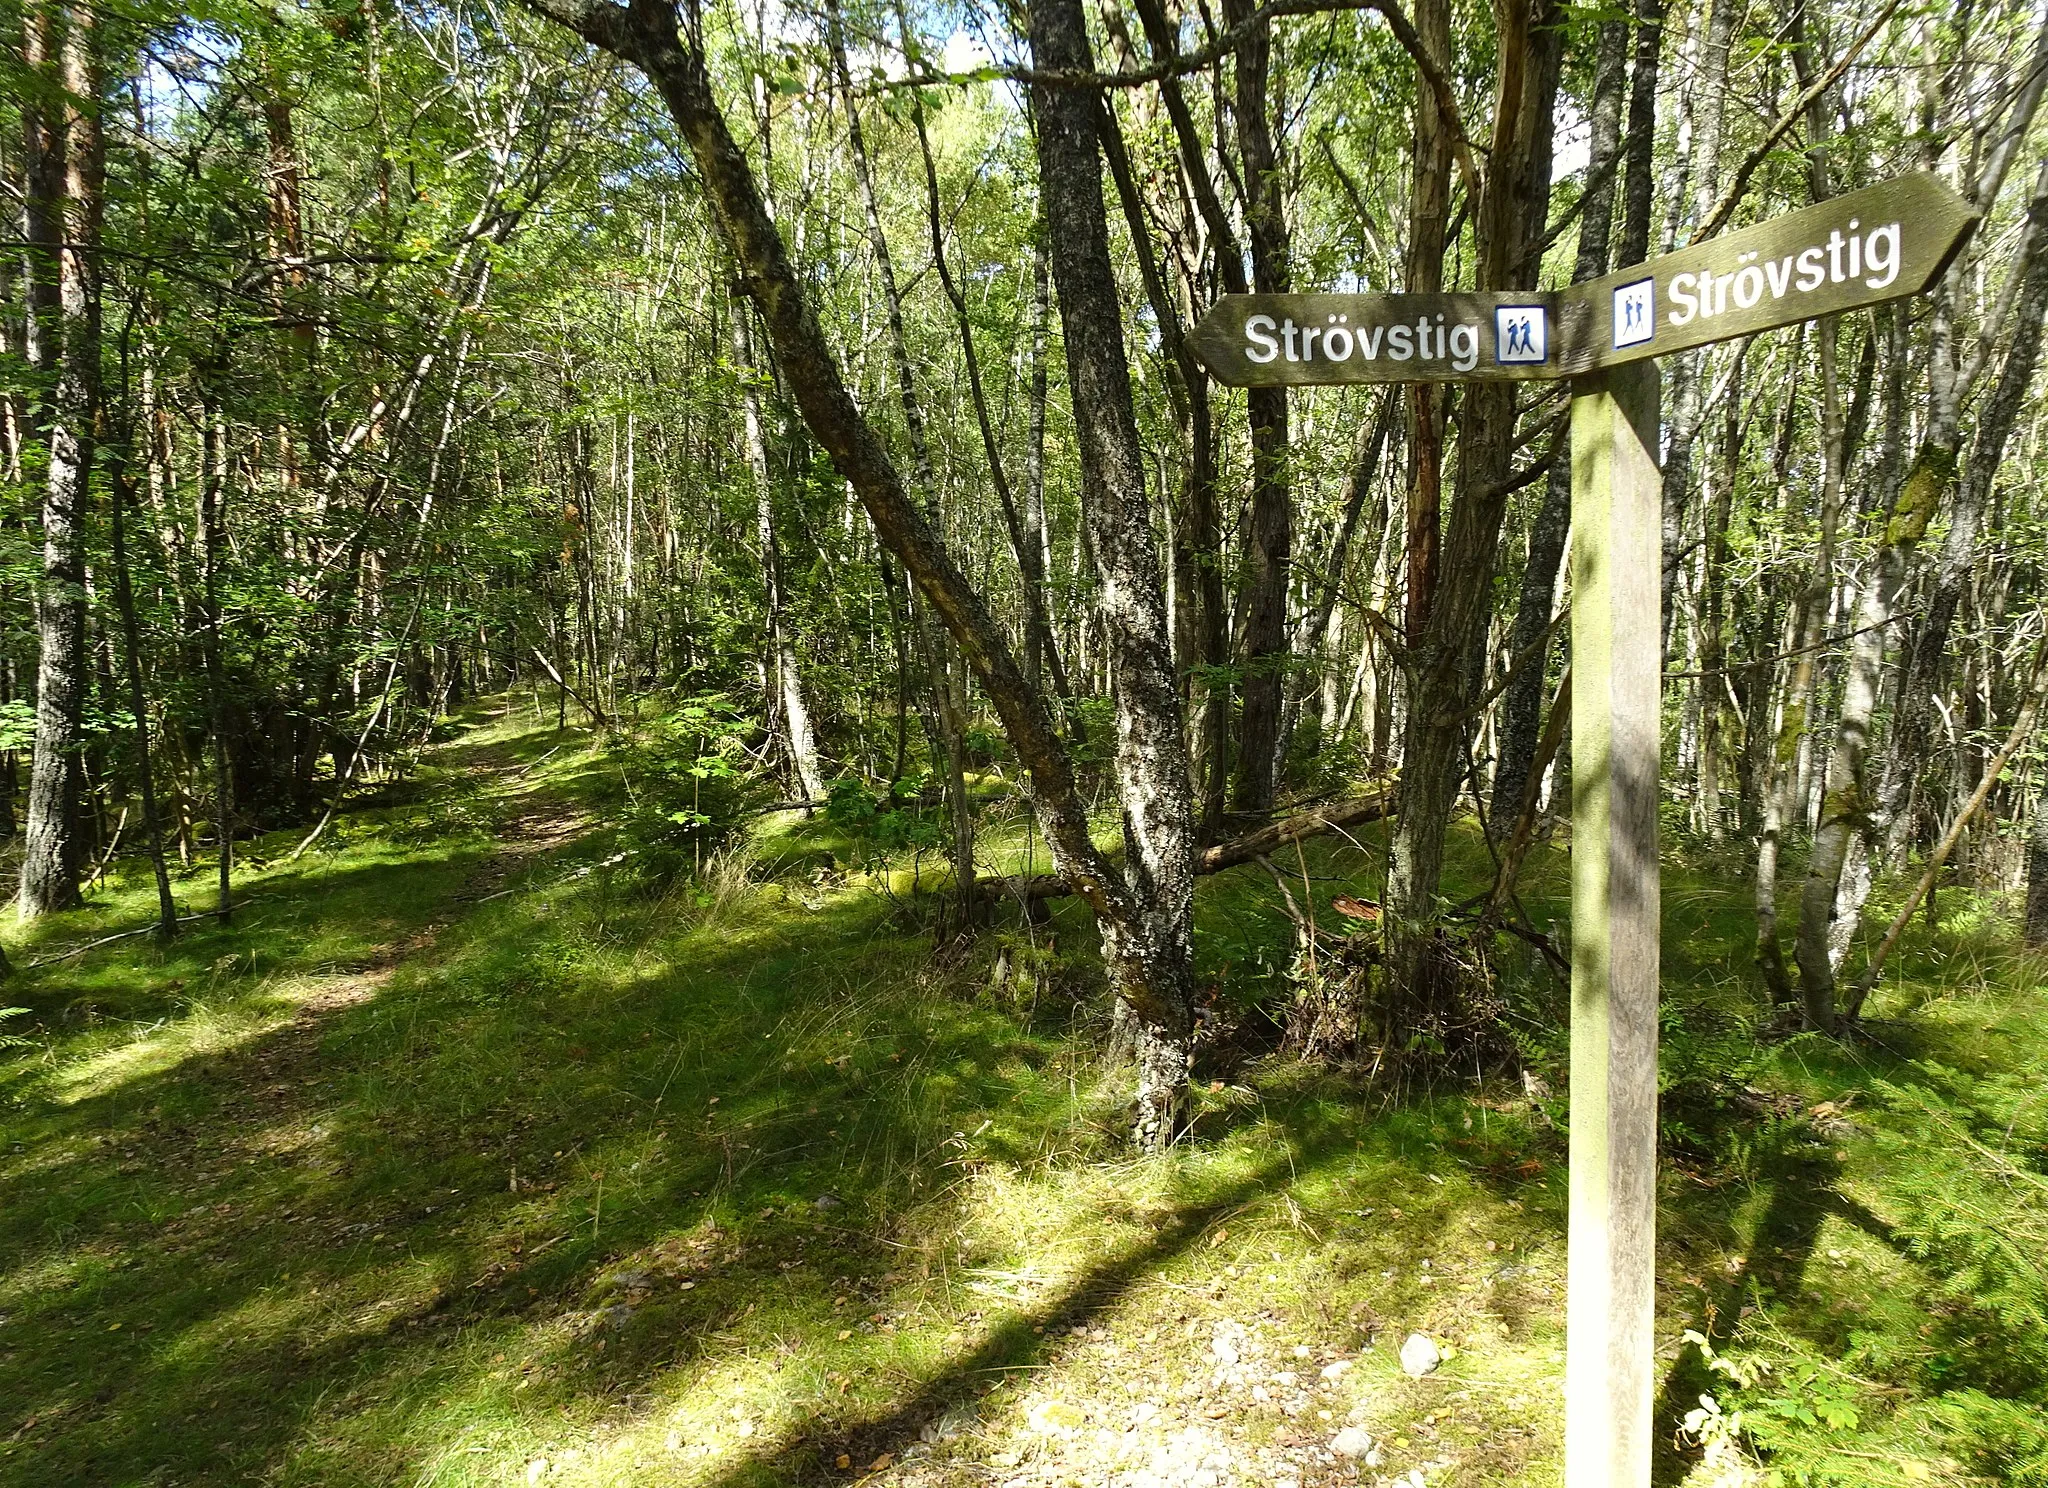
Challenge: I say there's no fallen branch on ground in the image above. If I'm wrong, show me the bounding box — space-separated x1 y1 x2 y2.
23 903 266 967
1846 638 2048 1020
977 792 1395 903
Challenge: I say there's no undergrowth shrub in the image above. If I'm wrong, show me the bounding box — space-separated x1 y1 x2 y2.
1866 1076 2048 1393
822 773 957 920
610 695 767 885
1693 1067 2048 1485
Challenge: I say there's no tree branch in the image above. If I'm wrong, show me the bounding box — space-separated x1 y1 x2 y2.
1689 0 1903 244
981 792 1394 903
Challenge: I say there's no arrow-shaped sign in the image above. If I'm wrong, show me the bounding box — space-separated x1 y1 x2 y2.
1185 291 1586 386
1185 173 1980 387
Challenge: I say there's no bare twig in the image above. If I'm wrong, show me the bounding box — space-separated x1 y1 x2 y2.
1690 0 1905 243
1847 638 2048 1018
24 903 264 967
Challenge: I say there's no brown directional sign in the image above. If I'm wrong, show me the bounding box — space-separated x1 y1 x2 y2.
1184 292 1589 386
1567 172 1979 369
1185 173 1979 387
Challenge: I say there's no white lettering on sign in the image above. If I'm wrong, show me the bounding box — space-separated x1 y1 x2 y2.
1242 312 1485 371
1666 220 1901 328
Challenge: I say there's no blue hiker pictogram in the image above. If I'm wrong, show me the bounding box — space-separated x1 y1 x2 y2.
1495 304 1548 363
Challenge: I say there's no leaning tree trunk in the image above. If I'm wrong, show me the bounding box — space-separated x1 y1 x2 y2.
524 0 1195 1145
19 1 100 920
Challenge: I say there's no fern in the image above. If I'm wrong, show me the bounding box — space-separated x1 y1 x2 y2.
1922 1391 2048 1486
0 1007 33 1051
1872 1078 2048 1379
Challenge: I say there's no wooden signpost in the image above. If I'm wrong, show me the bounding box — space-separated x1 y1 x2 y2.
1185 172 1979 1488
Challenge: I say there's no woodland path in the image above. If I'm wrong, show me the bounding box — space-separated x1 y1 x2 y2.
0 704 2034 1488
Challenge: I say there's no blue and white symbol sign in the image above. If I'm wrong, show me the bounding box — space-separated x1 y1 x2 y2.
1495 305 1548 364
1612 278 1655 349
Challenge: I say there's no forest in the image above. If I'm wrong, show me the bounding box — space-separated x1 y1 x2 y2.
2 0 2047 1480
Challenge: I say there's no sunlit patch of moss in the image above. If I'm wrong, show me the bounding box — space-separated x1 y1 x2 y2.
4 704 2046 1487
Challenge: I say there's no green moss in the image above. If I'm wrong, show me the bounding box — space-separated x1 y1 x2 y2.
1888 440 1955 549
0 706 2041 1487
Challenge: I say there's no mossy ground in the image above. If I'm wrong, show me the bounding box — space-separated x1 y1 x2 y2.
1 701 2041 1487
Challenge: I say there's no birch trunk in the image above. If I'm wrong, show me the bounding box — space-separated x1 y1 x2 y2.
733 300 824 805
1881 158 2048 860
1874 12 2048 857
1657 0 1735 652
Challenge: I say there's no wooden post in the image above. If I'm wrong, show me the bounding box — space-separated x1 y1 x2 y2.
1566 358 1662 1488
1173 170 1978 1486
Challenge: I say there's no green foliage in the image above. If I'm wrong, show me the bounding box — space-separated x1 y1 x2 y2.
822 773 952 896
1867 1076 2048 1387
0 1009 34 1052
609 695 766 884
0 701 31 753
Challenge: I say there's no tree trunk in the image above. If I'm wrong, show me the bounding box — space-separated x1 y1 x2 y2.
107 438 178 938
1024 239 1055 693
1870 12 2048 859
1757 316 1846 1022
733 297 824 805
1758 22 1864 1022
1399 0 1453 654
2025 777 2048 946
1384 0 1561 1036
1880 160 2048 861
1656 0 1735 651
527 0 1194 1143
1849 644 2048 1019
1129 0 1239 834
1227 0 1292 816
825 5 976 927
1027 0 1199 1146
200 399 234 922
1693 347 1743 841
19 1 100 920
1615 0 1665 270
1279 391 1396 774
1491 13 1627 828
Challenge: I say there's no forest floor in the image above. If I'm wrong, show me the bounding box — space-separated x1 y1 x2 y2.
1 700 2043 1488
